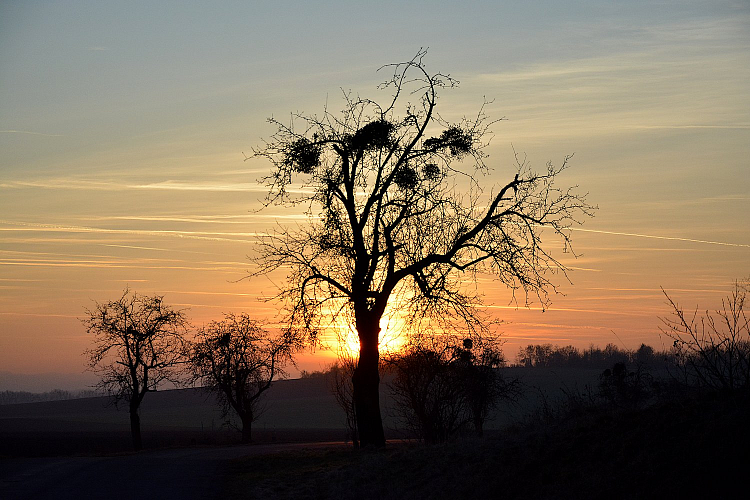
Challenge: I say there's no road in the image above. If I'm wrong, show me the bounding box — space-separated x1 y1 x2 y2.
0 441 349 500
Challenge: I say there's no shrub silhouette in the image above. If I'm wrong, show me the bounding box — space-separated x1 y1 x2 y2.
662 280 750 396
189 313 297 443
386 338 518 443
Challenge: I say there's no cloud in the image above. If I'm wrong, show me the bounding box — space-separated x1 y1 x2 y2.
570 227 750 248
101 244 216 255
82 214 312 223
469 15 750 140
626 125 750 130
135 181 269 192
482 304 654 317
0 220 264 243
0 178 314 195
0 257 247 273
0 312 80 318
583 286 727 295
0 130 65 137
564 266 602 272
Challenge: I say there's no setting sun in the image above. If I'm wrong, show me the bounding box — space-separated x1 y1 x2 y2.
326 314 409 359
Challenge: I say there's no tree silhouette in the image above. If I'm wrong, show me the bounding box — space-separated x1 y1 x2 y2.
662 279 750 394
387 337 517 442
327 355 360 447
83 289 188 451
250 49 594 447
189 313 296 443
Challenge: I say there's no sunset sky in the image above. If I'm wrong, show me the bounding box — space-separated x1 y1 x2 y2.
1 1 748 388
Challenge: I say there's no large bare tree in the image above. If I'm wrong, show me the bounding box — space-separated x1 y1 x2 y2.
83 289 188 451
250 50 594 447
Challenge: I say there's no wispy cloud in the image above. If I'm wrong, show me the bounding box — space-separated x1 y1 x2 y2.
626 125 750 130
0 180 122 190
82 214 312 223
0 179 266 192
0 178 314 195
483 304 654 317
0 278 47 282
583 286 727 294
0 220 265 243
100 244 216 255
0 312 81 318
471 15 750 139
571 227 750 248
565 266 602 272
158 290 260 298
0 130 65 137
135 181 269 192
0 258 246 272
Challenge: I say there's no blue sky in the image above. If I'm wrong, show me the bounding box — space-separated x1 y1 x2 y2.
1 0 748 382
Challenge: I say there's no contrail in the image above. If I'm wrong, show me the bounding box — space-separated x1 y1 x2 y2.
0 220 263 243
0 129 65 137
570 227 750 248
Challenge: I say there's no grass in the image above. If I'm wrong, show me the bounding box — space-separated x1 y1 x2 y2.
222 391 750 499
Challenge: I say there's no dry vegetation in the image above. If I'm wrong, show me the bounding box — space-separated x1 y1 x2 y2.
222 392 749 499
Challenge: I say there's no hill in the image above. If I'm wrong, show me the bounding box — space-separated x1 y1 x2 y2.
0 377 355 456
1 365 654 456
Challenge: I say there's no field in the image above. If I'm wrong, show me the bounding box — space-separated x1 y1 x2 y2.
0 376 353 456
4 366 745 499
0 367 612 456
221 393 750 499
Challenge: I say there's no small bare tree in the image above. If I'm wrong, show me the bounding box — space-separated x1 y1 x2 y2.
189 313 297 443
661 280 750 395
327 354 359 447
386 336 517 443
83 289 189 451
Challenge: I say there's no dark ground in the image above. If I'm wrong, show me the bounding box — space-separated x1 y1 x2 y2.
0 441 351 500
222 394 750 499
2 370 747 499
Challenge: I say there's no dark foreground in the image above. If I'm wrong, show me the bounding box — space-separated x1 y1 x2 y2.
0 441 350 500
3 393 748 500
223 394 749 499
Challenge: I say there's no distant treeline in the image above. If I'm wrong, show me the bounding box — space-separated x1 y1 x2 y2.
513 343 669 369
302 342 671 375
0 389 102 405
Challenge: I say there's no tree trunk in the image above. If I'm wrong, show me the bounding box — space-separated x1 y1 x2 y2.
240 413 253 444
129 406 142 452
473 412 484 438
353 324 386 447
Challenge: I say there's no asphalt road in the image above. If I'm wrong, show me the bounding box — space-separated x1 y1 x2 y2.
0 441 348 500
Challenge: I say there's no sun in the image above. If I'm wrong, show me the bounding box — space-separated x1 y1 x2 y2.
335 314 408 358
378 314 408 353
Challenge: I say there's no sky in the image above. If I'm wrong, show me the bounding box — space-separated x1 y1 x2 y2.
1 0 748 388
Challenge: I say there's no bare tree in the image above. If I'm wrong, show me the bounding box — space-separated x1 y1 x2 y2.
386 337 517 443
189 313 296 443
326 354 359 447
250 49 594 446
83 289 189 451
455 338 519 436
661 279 750 395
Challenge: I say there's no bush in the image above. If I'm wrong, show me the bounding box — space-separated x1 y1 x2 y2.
661 280 750 396
386 338 518 443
